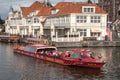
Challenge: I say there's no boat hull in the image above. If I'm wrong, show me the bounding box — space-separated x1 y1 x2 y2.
14 48 105 69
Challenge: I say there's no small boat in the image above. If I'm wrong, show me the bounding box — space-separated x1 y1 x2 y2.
13 44 105 69
23 38 48 45
0 35 20 42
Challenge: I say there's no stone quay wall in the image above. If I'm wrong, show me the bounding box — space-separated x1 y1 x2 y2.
52 41 120 48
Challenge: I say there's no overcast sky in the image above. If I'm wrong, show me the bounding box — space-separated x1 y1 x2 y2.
0 0 97 20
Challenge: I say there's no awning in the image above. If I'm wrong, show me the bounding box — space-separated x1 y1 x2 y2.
91 28 101 32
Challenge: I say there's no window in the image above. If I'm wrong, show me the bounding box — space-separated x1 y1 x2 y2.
83 7 95 13
27 18 31 24
91 16 101 23
34 18 39 23
80 53 88 58
77 29 87 36
24 47 36 53
76 16 87 23
66 17 70 23
51 10 56 14
70 52 79 58
60 17 65 24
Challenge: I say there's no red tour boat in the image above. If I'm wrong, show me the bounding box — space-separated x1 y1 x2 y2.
13 44 105 69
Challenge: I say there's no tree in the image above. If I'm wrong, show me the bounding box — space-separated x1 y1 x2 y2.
0 16 4 24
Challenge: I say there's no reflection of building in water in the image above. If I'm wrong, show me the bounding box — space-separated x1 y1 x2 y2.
112 48 120 67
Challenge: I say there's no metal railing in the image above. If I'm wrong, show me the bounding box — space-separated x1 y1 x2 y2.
52 37 82 42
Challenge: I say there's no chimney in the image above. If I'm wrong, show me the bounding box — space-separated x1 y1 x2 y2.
44 0 52 7
88 0 92 3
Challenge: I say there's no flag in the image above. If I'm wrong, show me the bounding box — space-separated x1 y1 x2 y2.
106 27 112 41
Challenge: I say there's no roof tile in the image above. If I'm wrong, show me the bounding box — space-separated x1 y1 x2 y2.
55 2 106 15
21 1 51 17
21 1 106 17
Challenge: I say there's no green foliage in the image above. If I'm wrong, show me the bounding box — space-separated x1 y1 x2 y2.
0 17 4 24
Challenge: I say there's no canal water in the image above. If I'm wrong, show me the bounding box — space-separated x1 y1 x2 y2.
0 43 120 80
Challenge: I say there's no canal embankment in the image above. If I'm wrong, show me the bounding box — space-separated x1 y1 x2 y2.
52 41 120 48
1 35 120 48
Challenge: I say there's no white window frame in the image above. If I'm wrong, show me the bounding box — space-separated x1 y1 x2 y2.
77 29 87 36
82 6 95 13
34 18 39 23
90 16 101 23
76 15 87 23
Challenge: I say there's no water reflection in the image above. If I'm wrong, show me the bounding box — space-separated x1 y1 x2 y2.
0 43 120 80
14 54 104 80
102 47 120 80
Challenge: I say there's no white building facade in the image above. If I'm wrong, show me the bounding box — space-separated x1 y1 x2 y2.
44 2 107 42
5 1 107 42
5 1 51 38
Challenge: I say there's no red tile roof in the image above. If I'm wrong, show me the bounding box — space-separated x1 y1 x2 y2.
54 2 107 15
37 7 51 16
21 1 107 17
21 7 29 17
21 1 52 17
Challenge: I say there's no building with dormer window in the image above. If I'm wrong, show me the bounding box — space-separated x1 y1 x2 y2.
5 1 52 38
44 2 107 41
5 1 107 42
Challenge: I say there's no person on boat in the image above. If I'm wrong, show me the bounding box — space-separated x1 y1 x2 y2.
65 51 71 57
43 39 48 45
80 52 87 58
37 50 41 54
51 50 55 56
88 52 95 59
41 50 44 54
60 51 66 58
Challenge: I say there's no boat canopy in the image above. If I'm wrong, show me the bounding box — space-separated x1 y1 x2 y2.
24 46 36 53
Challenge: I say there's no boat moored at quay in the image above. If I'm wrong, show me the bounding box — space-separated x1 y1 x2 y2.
0 35 20 43
13 44 105 69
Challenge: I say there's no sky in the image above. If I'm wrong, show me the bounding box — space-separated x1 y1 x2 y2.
0 0 97 20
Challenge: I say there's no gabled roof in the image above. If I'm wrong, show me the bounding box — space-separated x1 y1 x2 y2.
20 1 107 18
54 2 107 15
21 7 29 17
21 1 52 17
37 7 51 16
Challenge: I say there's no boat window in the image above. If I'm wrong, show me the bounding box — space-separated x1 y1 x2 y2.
24 47 36 53
37 49 43 52
44 48 56 51
88 52 94 59
37 48 56 54
70 52 79 58
80 53 88 58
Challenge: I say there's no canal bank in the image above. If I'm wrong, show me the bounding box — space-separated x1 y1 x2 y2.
52 41 120 48
1 35 120 48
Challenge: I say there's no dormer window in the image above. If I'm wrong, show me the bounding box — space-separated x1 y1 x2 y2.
34 18 39 23
51 9 59 14
82 6 95 13
51 9 56 14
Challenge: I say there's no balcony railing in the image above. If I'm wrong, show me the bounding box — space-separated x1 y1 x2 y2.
52 37 82 42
